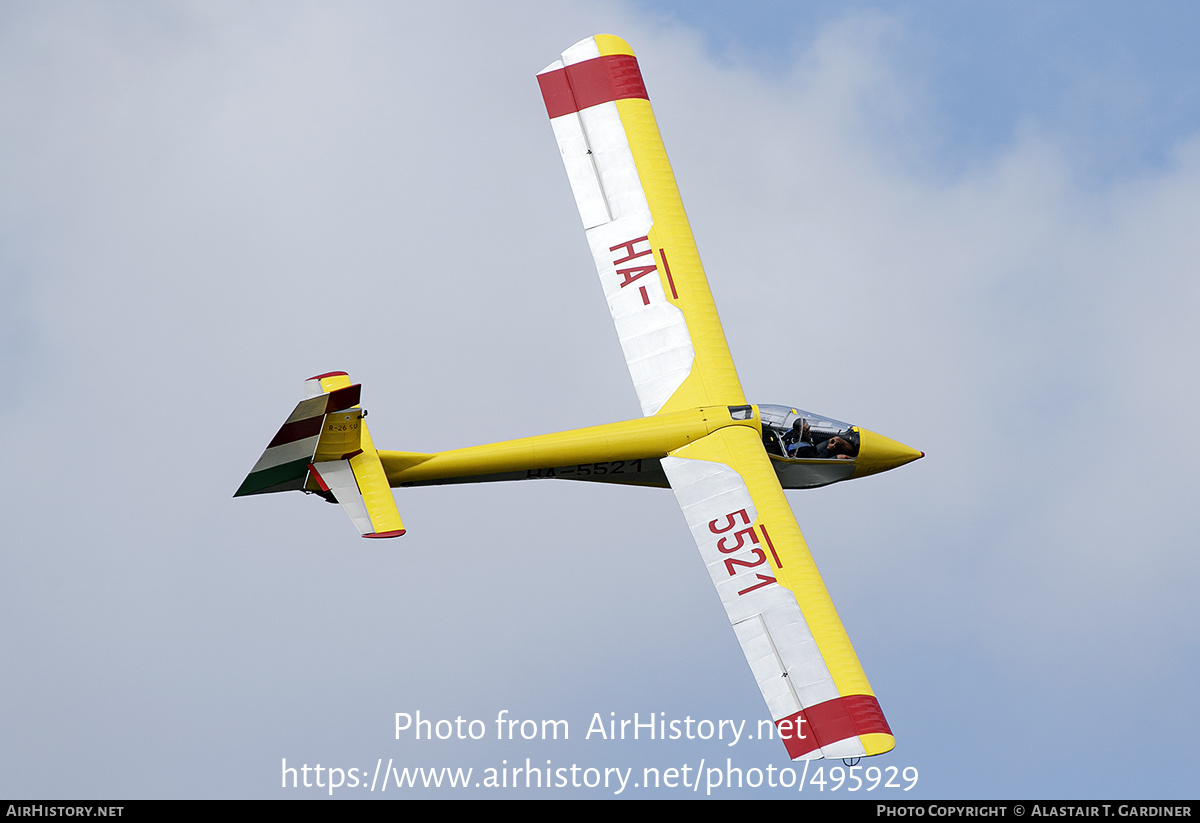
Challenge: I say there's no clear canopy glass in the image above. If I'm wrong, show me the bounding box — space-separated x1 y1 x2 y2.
758 404 859 461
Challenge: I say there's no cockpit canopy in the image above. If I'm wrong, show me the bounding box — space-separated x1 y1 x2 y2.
759 404 859 461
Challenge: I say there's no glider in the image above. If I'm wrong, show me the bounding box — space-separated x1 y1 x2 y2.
236 34 923 761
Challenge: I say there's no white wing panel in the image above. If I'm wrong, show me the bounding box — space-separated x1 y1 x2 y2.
576 104 648 222
584 217 693 416
560 36 600 65
733 614 801 719
661 455 840 715
548 110 610 229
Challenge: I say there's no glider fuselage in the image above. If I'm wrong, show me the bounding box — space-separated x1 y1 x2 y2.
377 403 921 490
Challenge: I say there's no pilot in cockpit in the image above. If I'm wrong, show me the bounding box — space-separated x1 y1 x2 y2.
784 418 817 458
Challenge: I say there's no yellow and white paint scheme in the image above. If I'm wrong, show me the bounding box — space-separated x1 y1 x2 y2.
237 35 922 762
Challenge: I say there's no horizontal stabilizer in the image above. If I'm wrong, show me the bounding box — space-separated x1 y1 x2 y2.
309 451 405 539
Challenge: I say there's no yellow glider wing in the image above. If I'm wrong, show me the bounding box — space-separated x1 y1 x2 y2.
541 36 893 759
538 34 744 415
665 424 893 759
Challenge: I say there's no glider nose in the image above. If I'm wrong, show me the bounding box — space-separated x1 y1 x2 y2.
852 428 924 479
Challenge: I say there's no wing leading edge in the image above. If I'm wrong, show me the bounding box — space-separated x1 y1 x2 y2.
541 35 894 759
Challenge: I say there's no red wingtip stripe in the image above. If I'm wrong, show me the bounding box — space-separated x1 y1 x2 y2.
363 530 406 539
539 54 648 118
308 371 349 381
776 694 891 759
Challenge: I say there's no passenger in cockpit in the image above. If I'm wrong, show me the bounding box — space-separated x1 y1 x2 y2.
817 435 856 459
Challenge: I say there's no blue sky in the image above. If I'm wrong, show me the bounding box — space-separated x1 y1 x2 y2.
1 1 1198 799
644 0 1200 181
